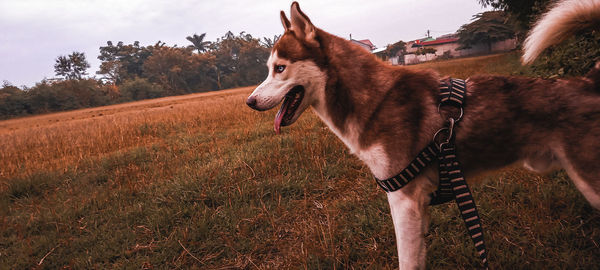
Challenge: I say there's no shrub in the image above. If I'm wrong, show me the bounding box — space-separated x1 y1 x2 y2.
0 83 29 118
415 47 437 55
119 77 165 101
0 79 116 119
26 79 111 114
530 32 600 77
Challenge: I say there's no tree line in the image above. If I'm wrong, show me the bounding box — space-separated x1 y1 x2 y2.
2 0 598 120
0 31 277 119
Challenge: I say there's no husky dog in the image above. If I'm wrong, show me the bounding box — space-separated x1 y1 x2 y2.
246 1 600 268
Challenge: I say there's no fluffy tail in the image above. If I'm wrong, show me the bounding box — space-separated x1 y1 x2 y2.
522 0 600 64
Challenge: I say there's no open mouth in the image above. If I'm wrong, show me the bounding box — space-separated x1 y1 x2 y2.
274 85 305 134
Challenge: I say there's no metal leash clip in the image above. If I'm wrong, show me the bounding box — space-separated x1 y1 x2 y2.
433 118 456 149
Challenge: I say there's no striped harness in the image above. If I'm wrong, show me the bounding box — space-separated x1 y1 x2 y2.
375 78 489 269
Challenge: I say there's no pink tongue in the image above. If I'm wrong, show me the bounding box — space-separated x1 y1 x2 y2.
274 104 287 134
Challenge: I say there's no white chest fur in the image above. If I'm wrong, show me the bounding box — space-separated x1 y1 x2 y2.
311 107 391 180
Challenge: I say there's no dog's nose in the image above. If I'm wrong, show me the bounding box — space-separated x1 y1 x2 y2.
246 96 258 109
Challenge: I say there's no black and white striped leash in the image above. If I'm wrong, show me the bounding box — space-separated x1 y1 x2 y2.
375 78 489 269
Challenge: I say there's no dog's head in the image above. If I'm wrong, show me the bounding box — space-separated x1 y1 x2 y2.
246 2 327 134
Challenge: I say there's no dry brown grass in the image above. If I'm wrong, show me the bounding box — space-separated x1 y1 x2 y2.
0 87 253 181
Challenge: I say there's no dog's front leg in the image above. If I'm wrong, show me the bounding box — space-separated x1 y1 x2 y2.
386 177 431 269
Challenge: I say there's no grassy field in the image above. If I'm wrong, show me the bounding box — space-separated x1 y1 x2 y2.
1 52 598 269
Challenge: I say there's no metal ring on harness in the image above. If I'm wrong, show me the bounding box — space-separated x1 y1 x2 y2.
437 104 464 123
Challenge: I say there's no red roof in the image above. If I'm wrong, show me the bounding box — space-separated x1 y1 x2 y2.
358 39 374 48
419 38 459 46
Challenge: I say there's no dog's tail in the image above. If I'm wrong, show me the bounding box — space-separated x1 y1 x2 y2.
522 0 600 64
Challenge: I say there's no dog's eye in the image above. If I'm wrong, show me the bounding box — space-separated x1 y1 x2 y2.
275 65 286 73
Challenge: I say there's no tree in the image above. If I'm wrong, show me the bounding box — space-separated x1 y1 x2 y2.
477 0 553 34
26 79 110 114
238 37 270 85
119 77 164 101
208 31 269 89
143 47 196 94
186 33 211 53
457 11 516 53
260 35 281 48
54 56 71 78
0 82 28 118
209 31 238 89
97 41 159 84
385 41 407 58
98 31 271 92
54 51 90 80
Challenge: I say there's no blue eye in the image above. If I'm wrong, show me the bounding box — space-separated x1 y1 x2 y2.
275 65 286 73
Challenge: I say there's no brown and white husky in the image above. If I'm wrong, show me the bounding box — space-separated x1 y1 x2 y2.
246 1 600 268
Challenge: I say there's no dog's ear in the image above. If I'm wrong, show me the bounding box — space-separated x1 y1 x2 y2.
290 2 319 47
280 11 291 32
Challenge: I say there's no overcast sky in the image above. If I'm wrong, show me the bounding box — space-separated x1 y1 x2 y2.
0 0 489 87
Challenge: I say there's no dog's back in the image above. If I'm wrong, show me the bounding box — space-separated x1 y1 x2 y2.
465 0 600 208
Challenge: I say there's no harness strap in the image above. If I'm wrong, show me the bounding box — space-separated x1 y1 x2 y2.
374 78 467 197
440 78 467 107
374 78 489 269
429 78 468 205
375 142 438 192
439 142 489 269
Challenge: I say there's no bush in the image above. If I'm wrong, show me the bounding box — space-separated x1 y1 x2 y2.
0 79 115 119
439 50 454 60
27 79 112 114
119 77 165 101
0 84 29 118
530 32 600 77
415 47 437 55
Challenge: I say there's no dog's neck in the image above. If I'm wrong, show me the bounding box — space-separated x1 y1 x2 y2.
306 33 402 179
309 30 441 179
